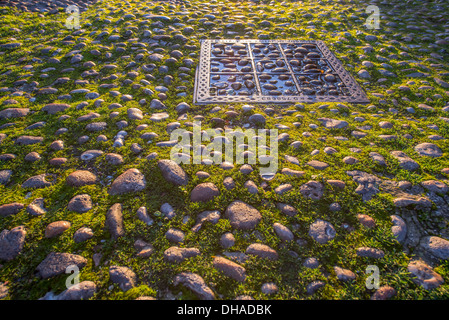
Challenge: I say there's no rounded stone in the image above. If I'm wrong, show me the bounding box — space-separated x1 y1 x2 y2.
0 170 12 185
391 215 407 243
309 219 336 244
109 266 137 292
420 236 449 260
407 260 443 290
244 180 259 194
303 257 320 269
273 223 294 241
67 194 92 213
414 143 443 157
334 266 356 282
66 170 97 187
0 226 26 261
73 227 94 243
245 243 278 260
108 168 146 195
223 177 235 190
248 113 266 125
45 221 71 238
225 201 262 230
158 159 189 186
165 228 185 243
127 108 143 120
220 232 235 249
357 214 376 228
213 256 246 283
24 152 41 162
105 153 124 165
371 286 396 300
300 181 324 200
356 247 385 259
261 282 278 295
190 183 220 202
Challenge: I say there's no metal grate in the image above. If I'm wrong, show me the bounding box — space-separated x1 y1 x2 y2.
194 40 370 104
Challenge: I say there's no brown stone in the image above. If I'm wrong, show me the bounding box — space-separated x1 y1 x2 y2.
45 221 71 238
190 183 220 202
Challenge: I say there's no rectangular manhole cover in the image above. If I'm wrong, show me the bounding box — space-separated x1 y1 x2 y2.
194 39 370 104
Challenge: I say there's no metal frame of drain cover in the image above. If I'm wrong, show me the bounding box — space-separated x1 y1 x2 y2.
194 39 370 105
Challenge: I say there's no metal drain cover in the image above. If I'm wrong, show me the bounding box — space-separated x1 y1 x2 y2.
194 39 370 104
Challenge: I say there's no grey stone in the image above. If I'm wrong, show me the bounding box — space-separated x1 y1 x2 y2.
309 220 336 244
303 257 320 269
223 177 235 190
106 203 124 240
57 281 96 300
66 170 97 187
390 151 419 171
420 236 449 260
80 150 103 161
42 103 70 114
0 170 12 185
317 118 348 129
105 153 124 165
274 183 293 195
220 233 235 249
346 170 382 201
164 247 200 263
245 243 278 260
414 143 443 158
165 228 185 243
173 272 215 300
261 282 278 295
191 210 220 232
158 159 188 186
391 215 407 243
15 136 44 145
371 286 396 300
276 203 298 216
213 256 247 282
0 108 29 119
306 160 329 170
407 260 443 290
369 152 386 166
300 181 324 200
225 201 262 230
190 183 220 202
334 266 356 282
108 169 146 195
273 223 294 241
109 266 136 292
307 280 326 295
393 197 432 208
27 198 47 216
73 227 94 243
248 113 266 125
22 174 56 189
67 194 92 213
356 247 385 259
421 180 448 194
0 203 24 217
0 226 26 261
36 252 87 279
